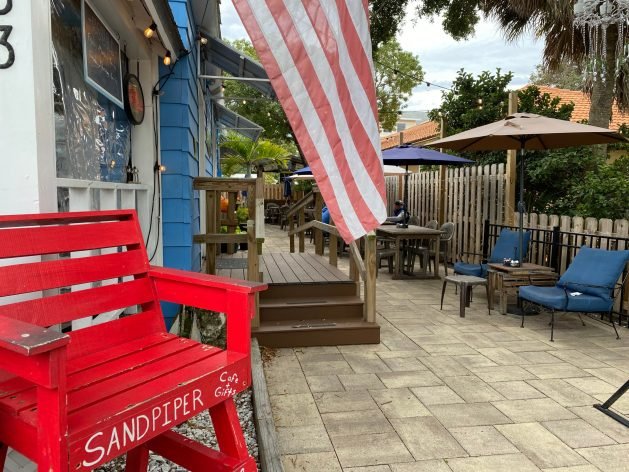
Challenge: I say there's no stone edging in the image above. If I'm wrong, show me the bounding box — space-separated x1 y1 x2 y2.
251 339 284 472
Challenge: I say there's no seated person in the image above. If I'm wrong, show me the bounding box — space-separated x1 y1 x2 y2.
386 200 408 223
321 206 330 224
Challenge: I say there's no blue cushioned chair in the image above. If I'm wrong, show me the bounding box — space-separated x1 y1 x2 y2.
454 229 531 277
519 246 629 341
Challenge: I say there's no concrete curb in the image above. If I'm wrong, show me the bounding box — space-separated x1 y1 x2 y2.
251 339 283 472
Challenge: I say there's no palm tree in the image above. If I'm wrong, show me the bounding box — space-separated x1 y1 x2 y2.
219 132 291 177
482 0 628 128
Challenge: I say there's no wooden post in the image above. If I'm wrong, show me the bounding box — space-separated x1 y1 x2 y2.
298 208 305 253
255 171 265 253
226 192 237 255
206 190 217 275
329 218 338 267
314 190 324 256
505 91 518 225
289 215 295 253
247 220 260 328
438 115 447 225
349 253 360 297
364 231 376 323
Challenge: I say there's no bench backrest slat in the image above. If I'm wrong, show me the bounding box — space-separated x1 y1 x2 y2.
0 220 140 259
68 310 165 359
0 278 155 326
0 249 148 297
0 210 163 359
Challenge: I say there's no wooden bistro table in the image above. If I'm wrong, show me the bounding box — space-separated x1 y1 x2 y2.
487 262 558 315
376 225 443 279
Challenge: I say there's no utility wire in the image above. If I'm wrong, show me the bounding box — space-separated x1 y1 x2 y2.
374 59 453 92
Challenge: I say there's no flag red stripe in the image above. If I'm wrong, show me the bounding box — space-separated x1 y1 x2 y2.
266 0 381 228
231 0 357 240
334 0 379 119
300 1 385 201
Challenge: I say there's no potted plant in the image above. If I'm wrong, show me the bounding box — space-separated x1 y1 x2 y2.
236 207 249 232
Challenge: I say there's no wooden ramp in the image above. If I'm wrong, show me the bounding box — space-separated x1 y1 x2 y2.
218 252 380 347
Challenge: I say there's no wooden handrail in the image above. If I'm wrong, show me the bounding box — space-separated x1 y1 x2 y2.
286 191 314 218
349 242 367 280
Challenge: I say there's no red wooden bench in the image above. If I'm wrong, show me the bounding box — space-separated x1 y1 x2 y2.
0 210 266 471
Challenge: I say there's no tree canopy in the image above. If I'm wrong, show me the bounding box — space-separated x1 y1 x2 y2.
220 132 291 177
369 0 411 51
529 62 584 91
374 40 424 131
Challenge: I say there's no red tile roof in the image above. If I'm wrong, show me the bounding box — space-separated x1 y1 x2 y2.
526 86 629 131
381 120 439 150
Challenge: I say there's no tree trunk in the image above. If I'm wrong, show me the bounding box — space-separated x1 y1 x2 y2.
245 163 252 178
588 26 617 157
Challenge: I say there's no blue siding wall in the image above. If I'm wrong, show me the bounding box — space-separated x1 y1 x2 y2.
160 0 213 322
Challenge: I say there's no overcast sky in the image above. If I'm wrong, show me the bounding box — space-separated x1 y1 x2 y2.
219 2 543 113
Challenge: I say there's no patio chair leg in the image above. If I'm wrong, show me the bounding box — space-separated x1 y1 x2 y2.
521 310 525 328
610 312 620 340
440 279 447 310
578 313 586 327
484 283 491 316
550 310 555 342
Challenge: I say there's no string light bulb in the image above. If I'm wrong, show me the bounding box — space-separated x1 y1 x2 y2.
200 36 208 45
144 22 157 39
242 100 247 105
154 162 167 173
163 51 171 66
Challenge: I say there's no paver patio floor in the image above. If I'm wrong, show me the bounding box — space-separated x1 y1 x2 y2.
260 226 629 472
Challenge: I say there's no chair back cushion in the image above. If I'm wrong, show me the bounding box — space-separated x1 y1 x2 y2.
489 229 530 263
558 246 629 299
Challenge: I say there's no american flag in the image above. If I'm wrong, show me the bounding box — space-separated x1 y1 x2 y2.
232 0 387 242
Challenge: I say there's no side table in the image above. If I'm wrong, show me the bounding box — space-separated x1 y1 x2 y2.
487 263 558 315
440 275 490 318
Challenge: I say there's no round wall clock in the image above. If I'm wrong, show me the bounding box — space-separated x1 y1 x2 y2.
123 73 145 125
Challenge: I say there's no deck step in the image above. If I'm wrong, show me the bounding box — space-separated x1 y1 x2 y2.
261 281 358 300
253 319 380 348
260 296 363 321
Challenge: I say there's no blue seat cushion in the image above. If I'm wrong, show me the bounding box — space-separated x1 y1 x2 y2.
519 285 613 313
454 262 487 277
558 247 629 299
488 229 531 263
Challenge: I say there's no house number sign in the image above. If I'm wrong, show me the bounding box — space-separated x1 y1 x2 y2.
0 0 14 70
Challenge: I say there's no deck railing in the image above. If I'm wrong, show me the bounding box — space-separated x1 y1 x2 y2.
288 219 377 324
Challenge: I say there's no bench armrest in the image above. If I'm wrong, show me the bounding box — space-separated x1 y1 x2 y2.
0 316 69 356
149 266 267 318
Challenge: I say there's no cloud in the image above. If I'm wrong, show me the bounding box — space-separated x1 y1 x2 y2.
219 2 543 113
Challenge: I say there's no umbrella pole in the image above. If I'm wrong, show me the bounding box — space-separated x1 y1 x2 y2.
518 146 525 266
403 165 410 227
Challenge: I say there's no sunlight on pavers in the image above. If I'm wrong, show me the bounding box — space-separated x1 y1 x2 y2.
261 225 629 471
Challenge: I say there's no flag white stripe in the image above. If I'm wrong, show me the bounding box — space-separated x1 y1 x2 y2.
317 1 382 159
245 0 366 238
282 0 386 218
344 0 376 78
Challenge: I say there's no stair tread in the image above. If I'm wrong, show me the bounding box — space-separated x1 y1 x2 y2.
260 296 363 308
254 318 378 332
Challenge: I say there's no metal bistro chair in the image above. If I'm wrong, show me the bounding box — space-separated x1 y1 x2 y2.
427 222 455 276
265 203 280 225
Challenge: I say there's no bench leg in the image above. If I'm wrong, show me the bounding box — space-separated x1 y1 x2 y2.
459 283 467 318
210 399 250 461
0 443 7 470
126 444 150 471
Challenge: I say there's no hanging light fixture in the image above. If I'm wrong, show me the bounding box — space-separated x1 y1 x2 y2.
163 51 172 66
573 0 629 80
144 22 157 39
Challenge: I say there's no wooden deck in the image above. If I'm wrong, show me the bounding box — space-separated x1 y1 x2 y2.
218 252 351 285
217 251 379 347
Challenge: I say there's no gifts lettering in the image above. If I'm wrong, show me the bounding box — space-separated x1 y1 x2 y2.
215 371 239 398
82 388 204 468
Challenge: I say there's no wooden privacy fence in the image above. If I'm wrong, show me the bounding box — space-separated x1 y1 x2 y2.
264 183 304 202
386 163 507 265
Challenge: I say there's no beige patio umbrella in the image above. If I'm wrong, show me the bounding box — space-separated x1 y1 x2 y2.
430 112 627 264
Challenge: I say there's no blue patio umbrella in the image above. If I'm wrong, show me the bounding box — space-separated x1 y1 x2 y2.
382 145 473 226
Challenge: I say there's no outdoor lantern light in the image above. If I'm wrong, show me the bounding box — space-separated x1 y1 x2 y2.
163 51 172 66
144 22 157 39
